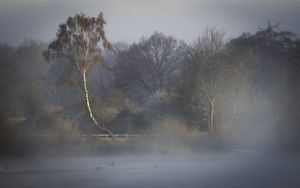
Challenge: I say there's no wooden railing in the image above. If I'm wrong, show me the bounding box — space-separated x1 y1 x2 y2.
78 134 159 140
30 133 208 140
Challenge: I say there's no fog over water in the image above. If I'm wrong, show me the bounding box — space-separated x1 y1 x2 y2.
1 0 300 187
1 153 300 188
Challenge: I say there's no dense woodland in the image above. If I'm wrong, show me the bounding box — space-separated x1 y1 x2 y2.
1 13 300 154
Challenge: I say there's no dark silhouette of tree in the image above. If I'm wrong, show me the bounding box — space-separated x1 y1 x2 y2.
43 12 113 137
113 32 186 101
227 22 300 147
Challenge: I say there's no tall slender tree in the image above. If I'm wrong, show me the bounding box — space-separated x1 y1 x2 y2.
187 28 226 132
44 12 113 137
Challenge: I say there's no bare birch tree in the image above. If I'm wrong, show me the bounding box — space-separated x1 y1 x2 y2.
189 28 226 133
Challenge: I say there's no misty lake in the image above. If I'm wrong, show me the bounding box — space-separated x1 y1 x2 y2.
1 152 300 188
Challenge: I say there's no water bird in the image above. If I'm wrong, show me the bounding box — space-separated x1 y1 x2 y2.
108 161 115 167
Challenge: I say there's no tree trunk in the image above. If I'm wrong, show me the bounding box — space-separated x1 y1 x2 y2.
209 98 215 133
230 92 240 129
82 70 114 138
230 98 238 129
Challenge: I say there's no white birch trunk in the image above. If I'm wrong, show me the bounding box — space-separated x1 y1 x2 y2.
209 98 215 133
82 70 114 138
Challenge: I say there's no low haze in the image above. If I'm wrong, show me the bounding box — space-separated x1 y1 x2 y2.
1 1 300 188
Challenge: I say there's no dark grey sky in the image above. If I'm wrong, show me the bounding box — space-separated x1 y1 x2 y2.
0 0 299 45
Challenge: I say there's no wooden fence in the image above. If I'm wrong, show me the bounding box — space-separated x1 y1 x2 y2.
30 133 208 141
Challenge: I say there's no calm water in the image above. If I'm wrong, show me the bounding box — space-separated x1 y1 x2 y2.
1 153 300 188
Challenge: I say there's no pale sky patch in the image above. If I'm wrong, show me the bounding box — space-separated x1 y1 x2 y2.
0 0 299 45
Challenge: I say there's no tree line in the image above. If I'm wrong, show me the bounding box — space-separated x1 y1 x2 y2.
1 13 300 152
